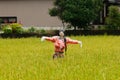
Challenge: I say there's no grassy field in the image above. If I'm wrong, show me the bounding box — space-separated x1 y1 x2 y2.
0 36 120 80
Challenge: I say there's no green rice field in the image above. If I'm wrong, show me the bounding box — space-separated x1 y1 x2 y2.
0 36 120 80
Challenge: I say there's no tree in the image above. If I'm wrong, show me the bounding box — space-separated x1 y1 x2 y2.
105 6 120 30
49 0 103 30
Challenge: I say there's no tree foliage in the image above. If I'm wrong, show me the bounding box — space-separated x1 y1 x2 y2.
49 0 103 30
105 6 120 30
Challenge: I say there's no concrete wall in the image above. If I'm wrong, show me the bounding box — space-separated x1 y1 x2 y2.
0 0 62 27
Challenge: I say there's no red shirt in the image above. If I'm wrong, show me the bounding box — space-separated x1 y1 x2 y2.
45 36 79 53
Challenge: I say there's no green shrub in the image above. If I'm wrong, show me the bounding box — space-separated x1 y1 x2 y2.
40 29 46 34
2 25 12 34
10 23 23 33
36 29 41 34
1 23 24 34
23 29 29 33
15 27 24 34
28 27 36 33
35 29 46 34
98 25 107 30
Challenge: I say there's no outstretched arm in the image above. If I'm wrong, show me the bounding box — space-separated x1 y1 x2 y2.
66 38 82 47
41 36 56 42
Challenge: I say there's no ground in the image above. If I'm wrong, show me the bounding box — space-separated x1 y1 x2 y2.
0 36 120 80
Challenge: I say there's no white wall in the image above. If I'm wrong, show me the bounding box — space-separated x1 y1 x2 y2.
0 0 62 27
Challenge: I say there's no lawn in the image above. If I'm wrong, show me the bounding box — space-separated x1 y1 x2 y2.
0 36 120 80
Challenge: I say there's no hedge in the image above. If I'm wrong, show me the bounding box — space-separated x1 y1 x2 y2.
0 30 120 38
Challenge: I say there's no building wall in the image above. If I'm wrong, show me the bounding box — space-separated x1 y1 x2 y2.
0 0 62 27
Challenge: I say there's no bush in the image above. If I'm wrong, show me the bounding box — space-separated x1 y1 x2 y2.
1 23 24 34
40 29 46 34
2 25 12 34
15 28 24 34
28 27 36 33
10 23 23 33
98 25 107 30
27 27 46 34
36 29 46 34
